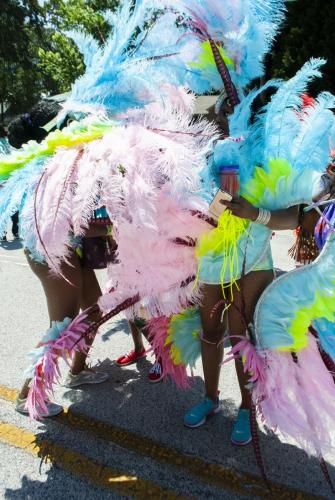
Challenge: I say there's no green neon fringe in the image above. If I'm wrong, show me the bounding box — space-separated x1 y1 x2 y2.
196 210 249 295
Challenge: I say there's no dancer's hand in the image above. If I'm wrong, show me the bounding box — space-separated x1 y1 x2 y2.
221 196 259 221
314 172 335 202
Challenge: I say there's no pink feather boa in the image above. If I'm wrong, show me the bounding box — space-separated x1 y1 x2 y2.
34 149 80 271
223 335 267 385
101 190 209 316
30 100 217 272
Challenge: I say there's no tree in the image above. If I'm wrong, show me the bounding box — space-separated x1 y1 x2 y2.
39 0 119 94
38 31 85 95
0 0 46 118
0 0 119 119
44 0 117 40
270 0 335 95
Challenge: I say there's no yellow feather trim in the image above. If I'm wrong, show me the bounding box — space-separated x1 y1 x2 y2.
0 120 114 181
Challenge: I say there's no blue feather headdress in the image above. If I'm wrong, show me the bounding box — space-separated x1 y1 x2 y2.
62 0 286 117
64 0 182 115
241 59 335 208
159 0 286 93
204 58 335 211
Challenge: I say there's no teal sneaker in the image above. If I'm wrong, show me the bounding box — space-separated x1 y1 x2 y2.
184 396 221 428
231 408 252 445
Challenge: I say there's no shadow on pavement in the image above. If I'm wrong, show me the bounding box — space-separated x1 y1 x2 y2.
101 318 130 342
4 471 106 500
0 238 23 250
4 359 335 499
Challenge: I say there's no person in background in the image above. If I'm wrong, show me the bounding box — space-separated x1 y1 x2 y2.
7 101 60 148
116 318 164 383
6 100 110 417
0 125 19 240
0 125 10 155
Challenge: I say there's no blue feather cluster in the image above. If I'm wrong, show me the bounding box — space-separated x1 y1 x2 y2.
65 0 286 114
0 156 47 244
209 59 335 210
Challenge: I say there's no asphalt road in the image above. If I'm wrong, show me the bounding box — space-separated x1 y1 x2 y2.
0 230 333 499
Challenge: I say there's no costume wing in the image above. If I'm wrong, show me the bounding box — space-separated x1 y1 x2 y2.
255 233 335 355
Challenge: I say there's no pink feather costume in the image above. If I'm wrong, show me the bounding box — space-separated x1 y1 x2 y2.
24 91 218 417
14 0 286 418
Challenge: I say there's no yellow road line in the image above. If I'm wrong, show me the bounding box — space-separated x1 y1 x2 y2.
0 385 17 401
0 384 320 499
0 420 186 499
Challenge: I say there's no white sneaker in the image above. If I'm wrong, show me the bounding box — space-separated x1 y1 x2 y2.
15 398 63 417
63 369 109 389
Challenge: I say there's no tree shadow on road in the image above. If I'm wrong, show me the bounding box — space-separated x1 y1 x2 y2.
4 359 335 499
4 470 107 500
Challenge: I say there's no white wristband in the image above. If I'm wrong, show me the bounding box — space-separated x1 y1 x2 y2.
255 208 271 225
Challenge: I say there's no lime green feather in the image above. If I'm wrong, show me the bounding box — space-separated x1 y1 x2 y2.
190 40 235 72
242 158 292 206
196 209 250 294
0 120 114 181
287 286 335 352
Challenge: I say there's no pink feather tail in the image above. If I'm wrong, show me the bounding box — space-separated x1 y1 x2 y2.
26 309 90 419
223 336 267 385
147 316 191 389
185 11 239 108
27 295 141 419
208 38 240 108
222 337 270 485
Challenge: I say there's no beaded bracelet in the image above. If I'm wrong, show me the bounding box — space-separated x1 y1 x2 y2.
255 207 271 225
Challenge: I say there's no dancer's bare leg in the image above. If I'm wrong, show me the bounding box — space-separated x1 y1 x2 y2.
199 284 227 402
70 266 102 375
129 321 145 352
18 251 82 399
199 270 273 404
228 270 274 409
184 284 227 426
116 318 147 368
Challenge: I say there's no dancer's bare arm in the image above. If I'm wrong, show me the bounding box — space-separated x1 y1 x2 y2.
222 197 299 230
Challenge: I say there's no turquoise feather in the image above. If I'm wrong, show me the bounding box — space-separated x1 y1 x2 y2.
169 307 202 368
254 233 335 359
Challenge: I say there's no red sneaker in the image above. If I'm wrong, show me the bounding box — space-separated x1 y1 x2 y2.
116 348 146 366
148 358 164 383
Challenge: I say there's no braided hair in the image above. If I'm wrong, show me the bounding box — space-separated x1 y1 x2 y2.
8 99 61 149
